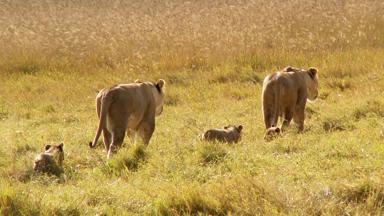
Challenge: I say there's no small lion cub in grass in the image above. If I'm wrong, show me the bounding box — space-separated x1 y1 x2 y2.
34 143 64 175
202 125 243 143
264 126 281 141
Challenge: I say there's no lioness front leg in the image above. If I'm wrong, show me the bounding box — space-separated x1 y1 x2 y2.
293 108 305 132
103 129 112 151
294 89 307 132
126 128 137 144
137 119 155 145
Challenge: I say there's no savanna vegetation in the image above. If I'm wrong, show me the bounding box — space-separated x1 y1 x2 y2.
1 0 384 215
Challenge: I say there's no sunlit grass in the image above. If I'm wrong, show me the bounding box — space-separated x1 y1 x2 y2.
1 0 384 215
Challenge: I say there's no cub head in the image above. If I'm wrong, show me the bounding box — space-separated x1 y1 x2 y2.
305 67 319 101
223 125 243 143
264 127 281 141
224 125 243 134
44 143 64 166
153 79 166 116
34 143 64 174
283 66 304 73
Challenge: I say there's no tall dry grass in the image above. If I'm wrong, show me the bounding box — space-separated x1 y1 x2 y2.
1 1 384 215
0 0 383 73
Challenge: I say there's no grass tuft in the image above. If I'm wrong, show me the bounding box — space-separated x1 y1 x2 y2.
105 144 148 176
322 116 355 132
197 143 228 165
154 188 223 216
353 100 384 120
0 184 41 215
338 179 384 205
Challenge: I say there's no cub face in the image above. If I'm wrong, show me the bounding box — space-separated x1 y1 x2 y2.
224 125 243 141
264 127 281 141
224 125 243 133
34 143 64 173
44 143 64 165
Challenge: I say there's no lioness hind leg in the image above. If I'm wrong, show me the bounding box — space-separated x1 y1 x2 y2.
103 130 112 151
282 107 294 131
263 109 273 129
107 129 125 159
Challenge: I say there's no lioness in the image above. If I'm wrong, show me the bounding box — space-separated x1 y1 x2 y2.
202 125 243 143
262 67 318 134
34 143 64 174
89 79 165 158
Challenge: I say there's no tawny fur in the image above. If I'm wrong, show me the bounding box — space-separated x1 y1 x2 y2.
262 67 319 134
34 143 64 173
264 126 281 141
202 125 243 143
89 79 165 159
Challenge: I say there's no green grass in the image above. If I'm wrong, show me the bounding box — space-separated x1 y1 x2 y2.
1 48 384 215
1 0 384 215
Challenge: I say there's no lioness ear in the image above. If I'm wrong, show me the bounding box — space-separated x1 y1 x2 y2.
238 125 243 131
156 79 165 89
308 67 318 79
45 144 51 151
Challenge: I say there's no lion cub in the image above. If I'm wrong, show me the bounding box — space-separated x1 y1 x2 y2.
202 125 243 143
264 126 281 141
34 143 64 174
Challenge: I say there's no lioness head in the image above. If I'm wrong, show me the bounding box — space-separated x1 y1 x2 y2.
153 79 166 116
34 143 64 174
305 67 319 101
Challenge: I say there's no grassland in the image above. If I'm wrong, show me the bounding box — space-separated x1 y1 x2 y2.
1 0 384 215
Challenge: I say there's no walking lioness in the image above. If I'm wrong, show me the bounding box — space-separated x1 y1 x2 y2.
89 79 165 158
262 66 318 136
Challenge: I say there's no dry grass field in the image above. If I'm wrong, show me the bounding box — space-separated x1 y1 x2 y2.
1 0 384 215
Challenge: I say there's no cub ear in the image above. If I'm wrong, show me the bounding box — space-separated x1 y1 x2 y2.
308 67 318 79
238 125 243 131
275 127 280 133
284 66 293 72
45 144 52 151
134 79 142 83
224 126 229 129
58 143 64 151
156 79 165 89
